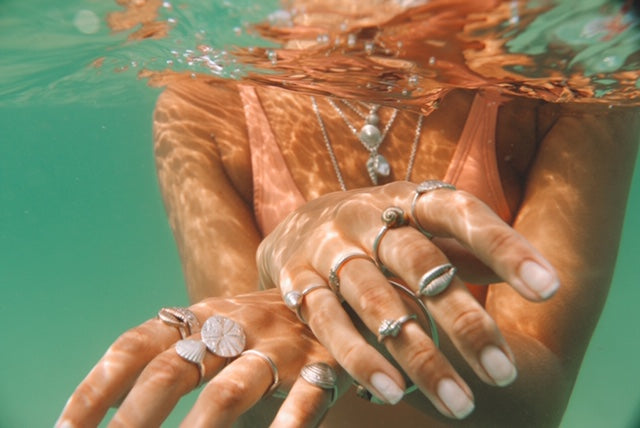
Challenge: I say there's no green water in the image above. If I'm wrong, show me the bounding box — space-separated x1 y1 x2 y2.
1 1 639 427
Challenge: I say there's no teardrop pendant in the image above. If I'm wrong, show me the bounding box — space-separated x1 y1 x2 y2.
366 153 391 185
374 154 391 176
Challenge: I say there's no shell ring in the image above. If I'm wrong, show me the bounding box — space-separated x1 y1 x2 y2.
377 313 418 343
372 206 409 275
157 307 201 339
300 362 339 407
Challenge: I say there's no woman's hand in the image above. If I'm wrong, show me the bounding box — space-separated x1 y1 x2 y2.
258 180 560 419
57 290 347 428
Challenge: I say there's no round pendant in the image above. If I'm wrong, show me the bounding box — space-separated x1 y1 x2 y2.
359 124 382 148
201 315 246 358
366 112 379 126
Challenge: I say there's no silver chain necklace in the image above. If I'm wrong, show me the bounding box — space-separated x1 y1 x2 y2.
326 98 398 185
311 96 423 191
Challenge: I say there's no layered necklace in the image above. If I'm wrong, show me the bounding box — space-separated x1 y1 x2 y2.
311 97 423 191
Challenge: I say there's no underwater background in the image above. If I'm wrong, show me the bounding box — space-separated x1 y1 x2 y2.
1 0 639 426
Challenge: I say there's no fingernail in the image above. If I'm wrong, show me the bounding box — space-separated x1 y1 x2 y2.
519 260 559 299
437 378 474 419
480 346 517 386
55 420 74 428
370 372 404 405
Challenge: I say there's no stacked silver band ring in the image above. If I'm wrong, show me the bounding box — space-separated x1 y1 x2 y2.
241 349 280 397
158 307 201 339
377 313 418 343
372 206 409 275
418 263 457 297
284 284 331 324
328 252 374 295
300 362 339 407
410 180 456 238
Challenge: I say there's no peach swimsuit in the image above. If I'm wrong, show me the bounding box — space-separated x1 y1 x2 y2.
239 85 517 304
239 85 514 235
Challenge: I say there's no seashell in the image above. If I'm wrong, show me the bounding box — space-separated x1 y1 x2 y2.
419 264 457 297
175 339 206 363
201 315 246 358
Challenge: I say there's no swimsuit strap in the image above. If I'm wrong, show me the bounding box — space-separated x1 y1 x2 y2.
444 88 513 223
238 85 306 236
443 89 513 304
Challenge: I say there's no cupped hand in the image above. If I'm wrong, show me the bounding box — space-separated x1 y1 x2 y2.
258 180 560 419
57 290 348 428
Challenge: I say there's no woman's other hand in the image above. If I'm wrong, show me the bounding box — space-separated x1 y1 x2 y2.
56 289 347 428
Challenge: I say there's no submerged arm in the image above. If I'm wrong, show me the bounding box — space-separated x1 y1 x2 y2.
153 80 261 301
466 105 639 426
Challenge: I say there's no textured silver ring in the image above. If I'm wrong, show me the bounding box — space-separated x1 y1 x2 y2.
372 206 409 275
241 349 280 397
284 284 332 324
201 315 246 358
175 339 207 387
300 362 339 407
410 180 456 238
377 313 418 343
328 253 375 295
158 307 201 339
418 264 457 297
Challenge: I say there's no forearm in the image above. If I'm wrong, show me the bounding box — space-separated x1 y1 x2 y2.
153 85 262 302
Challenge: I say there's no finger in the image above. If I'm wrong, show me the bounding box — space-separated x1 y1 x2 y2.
337 258 476 419
181 353 275 428
109 340 227 427
270 374 332 428
57 319 182 427
414 188 559 300
383 320 476 419
285 266 408 405
374 226 518 387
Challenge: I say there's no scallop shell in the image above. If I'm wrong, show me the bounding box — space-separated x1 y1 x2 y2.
175 339 206 364
201 315 246 358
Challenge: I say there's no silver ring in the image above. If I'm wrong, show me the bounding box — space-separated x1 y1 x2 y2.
175 339 207 387
410 180 456 238
241 350 280 397
284 284 332 324
300 362 339 407
418 264 457 297
377 313 418 343
328 253 374 295
158 307 201 339
201 315 246 358
372 206 409 275
381 280 440 399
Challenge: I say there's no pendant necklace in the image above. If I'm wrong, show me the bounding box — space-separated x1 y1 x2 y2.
311 96 423 191
326 98 397 185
